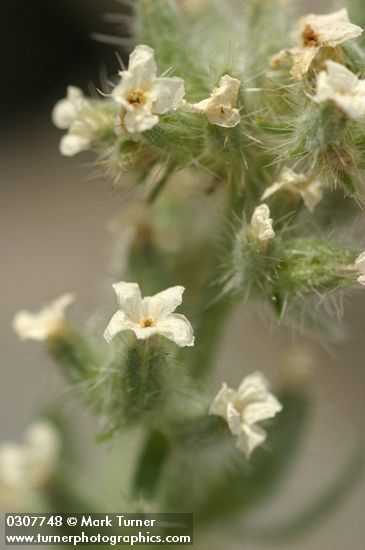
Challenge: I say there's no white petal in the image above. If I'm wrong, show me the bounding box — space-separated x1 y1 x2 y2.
237 370 270 400
300 9 363 48
153 77 186 113
112 281 143 322
315 61 358 102
25 422 59 453
143 286 185 319
123 107 159 134
156 313 194 347
355 251 365 272
243 393 283 426
103 310 136 343
0 444 26 488
12 311 49 341
60 134 90 156
216 75 241 104
226 402 242 436
189 74 241 127
357 274 365 286
50 293 75 316
206 106 241 128
127 44 157 86
262 169 323 212
25 422 60 479
261 181 285 200
209 383 235 418
52 86 84 129
324 60 359 92
235 424 267 458
313 61 365 119
12 293 74 341
288 47 318 80
332 94 365 119
301 182 323 212
250 204 275 241
131 326 161 340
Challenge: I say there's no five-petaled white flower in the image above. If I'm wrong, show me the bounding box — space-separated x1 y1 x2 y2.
182 74 241 127
209 371 282 458
270 9 362 80
355 251 365 286
313 60 365 120
250 204 275 242
104 282 194 347
12 294 74 341
52 86 113 156
262 167 323 212
0 422 61 490
111 45 185 135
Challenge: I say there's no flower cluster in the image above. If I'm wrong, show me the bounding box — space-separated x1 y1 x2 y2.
53 46 243 156
270 9 362 79
9 4 365 527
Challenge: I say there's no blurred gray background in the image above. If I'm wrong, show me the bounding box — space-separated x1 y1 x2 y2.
1 1 365 549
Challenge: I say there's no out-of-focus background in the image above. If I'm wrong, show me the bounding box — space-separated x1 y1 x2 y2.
1 1 365 549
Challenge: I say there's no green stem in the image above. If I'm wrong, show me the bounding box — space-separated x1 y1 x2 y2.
189 296 233 380
132 430 170 501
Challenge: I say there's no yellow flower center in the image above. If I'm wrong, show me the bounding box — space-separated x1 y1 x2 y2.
126 89 146 106
139 316 156 328
302 24 319 47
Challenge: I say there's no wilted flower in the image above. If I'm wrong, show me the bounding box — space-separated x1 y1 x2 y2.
313 60 365 120
0 422 61 490
104 282 194 347
112 45 185 135
182 74 241 127
12 294 74 341
270 9 362 80
209 371 282 458
262 167 323 212
52 86 114 156
250 204 275 242
355 251 365 285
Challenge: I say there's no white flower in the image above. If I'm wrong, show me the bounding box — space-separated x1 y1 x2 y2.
262 167 323 212
52 86 113 156
12 293 74 341
250 204 275 242
111 45 185 135
209 372 282 458
355 251 365 286
0 422 61 490
182 74 241 127
104 282 194 347
270 9 362 80
313 60 365 120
